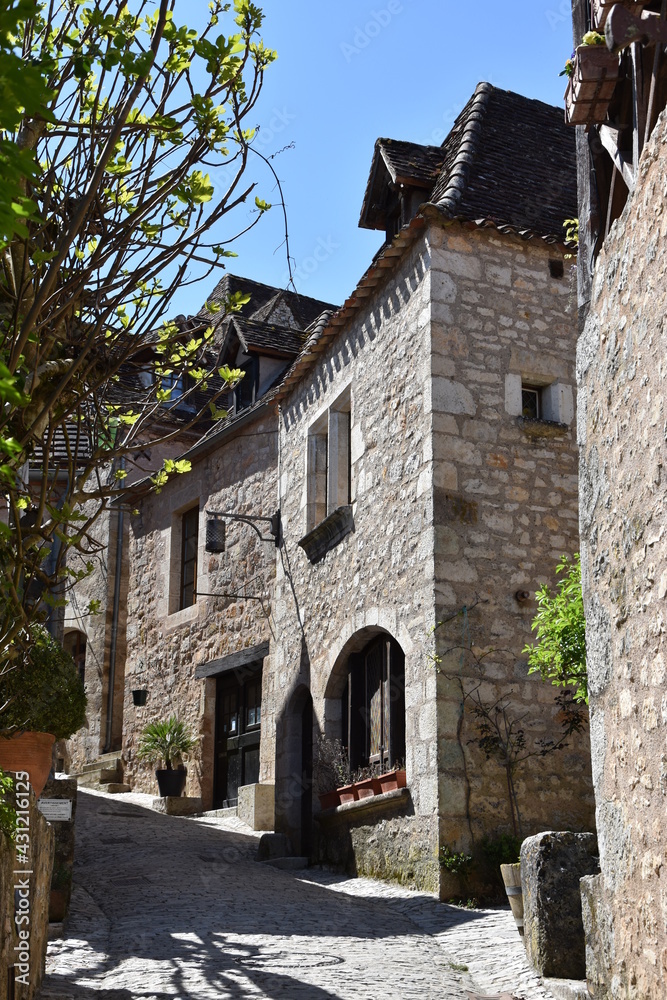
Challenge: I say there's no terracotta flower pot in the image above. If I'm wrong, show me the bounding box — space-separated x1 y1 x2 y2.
377 768 407 794
0 731 55 798
355 777 381 799
337 783 358 804
318 789 341 810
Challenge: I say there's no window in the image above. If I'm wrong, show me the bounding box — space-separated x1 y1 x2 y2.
505 374 574 425
63 631 87 684
342 636 405 772
522 385 540 419
179 507 199 610
234 357 259 412
307 389 351 530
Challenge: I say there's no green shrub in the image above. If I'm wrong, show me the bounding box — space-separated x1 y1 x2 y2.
438 845 473 878
0 627 86 739
136 716 198 769
480 833 522 868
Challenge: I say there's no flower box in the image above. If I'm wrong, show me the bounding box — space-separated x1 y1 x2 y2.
565 45 620 126
318 789 341 810
337 783 359 804
355 777 382 799
591 0 645 30
376 768 407 794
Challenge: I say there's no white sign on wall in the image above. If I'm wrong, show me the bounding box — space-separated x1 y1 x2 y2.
37 798 73 822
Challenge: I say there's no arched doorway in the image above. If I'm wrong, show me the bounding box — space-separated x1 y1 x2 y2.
276 685 313 857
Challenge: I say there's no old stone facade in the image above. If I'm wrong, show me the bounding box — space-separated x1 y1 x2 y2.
578 106 667 999
68 83 595 897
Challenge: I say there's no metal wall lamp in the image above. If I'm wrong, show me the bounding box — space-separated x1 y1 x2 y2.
205 509 281 553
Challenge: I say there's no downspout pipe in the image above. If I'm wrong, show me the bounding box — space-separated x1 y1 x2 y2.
104 457 125 753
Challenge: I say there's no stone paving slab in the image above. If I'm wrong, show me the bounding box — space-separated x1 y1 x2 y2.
38 788 557 1000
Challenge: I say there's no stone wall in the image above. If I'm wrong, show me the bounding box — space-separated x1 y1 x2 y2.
121 410 279 806
272 219 594 891
429 224 595 850
0 777 55 999
577 107 667 999
272 233 440 883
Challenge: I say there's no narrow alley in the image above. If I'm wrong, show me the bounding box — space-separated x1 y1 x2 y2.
39 789 554 1000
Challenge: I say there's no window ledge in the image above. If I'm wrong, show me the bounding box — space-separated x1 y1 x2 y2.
298 505 354 564
517 416 569 440
165 603 199 631
318 786 411 822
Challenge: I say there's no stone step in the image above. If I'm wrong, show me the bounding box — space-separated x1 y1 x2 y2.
103 782 131 794
98 768 122 784
81 757 121 774
201 806 238 819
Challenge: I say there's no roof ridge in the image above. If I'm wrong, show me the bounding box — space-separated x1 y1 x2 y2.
431 81 493 216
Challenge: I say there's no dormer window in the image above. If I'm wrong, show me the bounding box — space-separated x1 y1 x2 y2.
234 357 259 412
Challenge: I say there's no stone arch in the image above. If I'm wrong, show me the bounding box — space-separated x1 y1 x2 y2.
323 621 407 772
63 628 88 683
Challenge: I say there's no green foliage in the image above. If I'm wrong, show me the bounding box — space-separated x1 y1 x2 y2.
136 716 198 770
0 626 87 739
0 768 17 841
438 845 473 878
524 554 588 704
479 833 522 868
0 0 276 666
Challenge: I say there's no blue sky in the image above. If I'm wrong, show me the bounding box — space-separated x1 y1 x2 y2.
174 0 575 316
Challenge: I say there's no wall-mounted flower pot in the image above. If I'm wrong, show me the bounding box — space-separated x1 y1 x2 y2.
0 731 55 798
337 783 358 804
377 768 407 794
355 777 382 799
132 689 148 707
155 767 186 797
318 789 341 810
591 0 645 30
565 45 620 126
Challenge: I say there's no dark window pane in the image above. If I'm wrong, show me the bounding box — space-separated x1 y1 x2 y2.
180 507 199 609
522 388 539 419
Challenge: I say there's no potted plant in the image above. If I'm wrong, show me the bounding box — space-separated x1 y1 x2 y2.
377 761 407 794
136 716 198 797
352 763 382 799
0 627 87 798
564 32 619 126
314 736 351 810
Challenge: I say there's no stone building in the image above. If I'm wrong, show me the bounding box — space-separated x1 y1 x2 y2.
571 0 667 996
68 83 595 895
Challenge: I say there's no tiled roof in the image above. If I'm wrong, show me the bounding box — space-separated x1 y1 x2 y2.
359 83 577 244
230 316 306 357
201 273 336 330
429 83 577 241
376 138 446 187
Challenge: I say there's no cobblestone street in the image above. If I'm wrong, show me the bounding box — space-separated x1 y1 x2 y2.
39 789 553 1000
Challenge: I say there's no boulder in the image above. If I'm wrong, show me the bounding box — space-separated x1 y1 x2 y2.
521 831 599 980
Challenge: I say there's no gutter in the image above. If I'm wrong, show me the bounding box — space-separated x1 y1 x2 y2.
104 457 125 752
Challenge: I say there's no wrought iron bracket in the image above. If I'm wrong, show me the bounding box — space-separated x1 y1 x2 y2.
205 509 281 551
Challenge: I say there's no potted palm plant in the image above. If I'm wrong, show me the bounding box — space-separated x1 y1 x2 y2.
136 716 198 797
0 627 87 798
